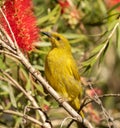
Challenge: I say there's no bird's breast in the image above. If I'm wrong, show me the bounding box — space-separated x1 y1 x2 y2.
46 49 69 66
45 49 72 79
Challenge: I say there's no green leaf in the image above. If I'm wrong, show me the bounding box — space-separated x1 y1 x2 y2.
20 68 31 91
81 55 97 70
98 41 109 65
116 25 120 58
0 55 6 70
16 93 23 102
26 79 31 91
82 40 110 73
97 0 107 13
20 68 29 80
33 65 44 71
91 43 105 56
63 33 86 39
33 81 46 96
8 84 17 108
36 42 51 47
37 5 61 25
62 33 88 44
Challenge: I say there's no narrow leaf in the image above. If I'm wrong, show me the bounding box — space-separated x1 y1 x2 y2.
8 84 17 108
116 25 120 58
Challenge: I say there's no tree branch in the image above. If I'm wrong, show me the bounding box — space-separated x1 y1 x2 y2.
88 83 115 128
0 108 42 126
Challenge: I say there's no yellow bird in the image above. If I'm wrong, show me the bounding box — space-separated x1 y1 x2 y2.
43 32 83 116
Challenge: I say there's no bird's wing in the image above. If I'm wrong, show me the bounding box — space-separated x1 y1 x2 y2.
62 56 82 98
67 55 80 81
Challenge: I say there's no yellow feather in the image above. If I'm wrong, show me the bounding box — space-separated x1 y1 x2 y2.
44 32 83 117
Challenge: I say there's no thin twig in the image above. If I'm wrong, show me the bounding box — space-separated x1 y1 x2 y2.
0 8 18 50
88 83 115 128
0 39 16 53
99 93 120 98
60 117 75 128
96 19 120 60
81 93 120 108
0 108 42 126
0 16 15 49
0 50 20 60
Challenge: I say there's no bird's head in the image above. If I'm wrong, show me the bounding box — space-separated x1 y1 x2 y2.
42 32 71 52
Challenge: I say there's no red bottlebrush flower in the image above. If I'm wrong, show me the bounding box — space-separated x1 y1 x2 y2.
110 0 120 5
0 0 39 51
86 87 102 97
105 0 120 10
70 8 80 19
43 105 50 112
86 104 101 124
58 0 70 13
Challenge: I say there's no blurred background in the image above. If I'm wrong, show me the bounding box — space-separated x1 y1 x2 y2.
0 0 120 127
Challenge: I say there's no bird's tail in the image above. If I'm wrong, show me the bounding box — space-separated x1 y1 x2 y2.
69 98 85 127
77 122 87 128
76 110 85 128
79 110 84 118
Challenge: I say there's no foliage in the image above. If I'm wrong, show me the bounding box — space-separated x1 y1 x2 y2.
0 0 120 128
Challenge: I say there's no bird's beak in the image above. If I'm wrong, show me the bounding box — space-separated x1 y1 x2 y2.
41 32 52 38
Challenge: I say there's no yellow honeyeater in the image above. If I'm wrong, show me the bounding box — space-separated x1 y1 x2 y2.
43 32 83 116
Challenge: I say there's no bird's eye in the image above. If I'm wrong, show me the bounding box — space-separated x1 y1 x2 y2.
56 36 61 41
